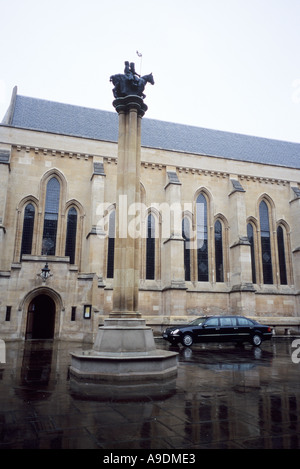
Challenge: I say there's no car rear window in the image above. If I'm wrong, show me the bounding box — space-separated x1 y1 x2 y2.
237 317 253 326
220 317 237 326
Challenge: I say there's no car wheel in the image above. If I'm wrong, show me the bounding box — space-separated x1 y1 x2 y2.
252 334 262 347
182 334 193 347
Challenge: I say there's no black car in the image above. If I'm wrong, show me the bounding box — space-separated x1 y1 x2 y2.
162 315 272 347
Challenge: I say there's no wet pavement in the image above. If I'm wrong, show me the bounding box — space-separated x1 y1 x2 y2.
1 337 300 451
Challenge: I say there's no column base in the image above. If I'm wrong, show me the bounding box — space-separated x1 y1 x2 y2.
70 318 178 385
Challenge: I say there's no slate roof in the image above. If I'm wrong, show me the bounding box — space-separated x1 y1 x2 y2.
2 93 300 169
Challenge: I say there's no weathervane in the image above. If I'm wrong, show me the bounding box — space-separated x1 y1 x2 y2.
136 50 142 76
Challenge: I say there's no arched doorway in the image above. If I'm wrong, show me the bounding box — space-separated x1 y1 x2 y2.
26 294 55 340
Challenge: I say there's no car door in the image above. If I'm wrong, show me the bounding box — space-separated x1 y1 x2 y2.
200 317 220 342
236 317 254 341
189 319 205 343
219 317 236 342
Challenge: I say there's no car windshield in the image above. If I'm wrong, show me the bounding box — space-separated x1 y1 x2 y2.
188 317 207 326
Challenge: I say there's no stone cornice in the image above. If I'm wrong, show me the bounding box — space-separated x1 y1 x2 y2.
7 145 299 186
176 166 290 186
14 145 92 161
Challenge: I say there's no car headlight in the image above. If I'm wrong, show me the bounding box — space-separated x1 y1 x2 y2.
171 329 180 335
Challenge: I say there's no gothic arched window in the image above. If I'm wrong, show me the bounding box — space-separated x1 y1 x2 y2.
20 203 35 258
65 207 77 264
259 200 273 284
182 217 191 281
214 220 224 282
107 210 115 278
42 177 60 255
196 193 208 281
247 223 257 284
277 225 287 285
146 214 155 280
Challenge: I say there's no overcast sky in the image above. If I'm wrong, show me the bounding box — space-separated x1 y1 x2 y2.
0 0 299 143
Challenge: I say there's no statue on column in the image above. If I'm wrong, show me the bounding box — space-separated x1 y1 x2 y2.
110 61 154 99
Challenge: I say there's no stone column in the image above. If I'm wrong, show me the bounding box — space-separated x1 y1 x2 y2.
87 157 106 275
0 146 11 270
70 72 178 387
162 167 186 315
110 96 147 318
228 178 255 315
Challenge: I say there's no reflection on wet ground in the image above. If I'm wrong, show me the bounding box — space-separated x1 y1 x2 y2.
0 337 300 449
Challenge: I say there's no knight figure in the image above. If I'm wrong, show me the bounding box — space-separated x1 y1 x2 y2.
110 61 154 99
124 61 140 87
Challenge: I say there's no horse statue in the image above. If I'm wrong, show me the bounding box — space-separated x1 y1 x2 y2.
110 62 154 99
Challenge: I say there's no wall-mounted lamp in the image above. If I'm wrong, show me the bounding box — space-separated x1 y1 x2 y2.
38 263 52 282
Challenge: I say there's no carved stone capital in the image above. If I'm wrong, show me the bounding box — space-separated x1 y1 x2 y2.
112 95 148 117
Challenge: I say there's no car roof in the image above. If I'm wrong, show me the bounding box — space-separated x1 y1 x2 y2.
199 315 249 318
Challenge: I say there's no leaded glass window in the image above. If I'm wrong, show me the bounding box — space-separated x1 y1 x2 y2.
214 220 224 282
146 214 155 280
277 226 287 285
107 210 115 278
20 203 35 258
65 207 77 264
182 217 191 281
42 177 60 255
247 223 257 284
259 201 273 284
196 194 208 281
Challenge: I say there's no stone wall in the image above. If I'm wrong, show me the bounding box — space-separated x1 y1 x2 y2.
0 124 299 341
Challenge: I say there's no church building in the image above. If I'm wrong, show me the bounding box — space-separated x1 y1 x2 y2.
0 86 299 341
